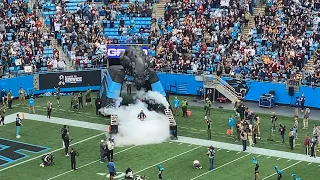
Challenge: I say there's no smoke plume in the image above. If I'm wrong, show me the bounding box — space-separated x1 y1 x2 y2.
100 91 170 146
133 90 169 108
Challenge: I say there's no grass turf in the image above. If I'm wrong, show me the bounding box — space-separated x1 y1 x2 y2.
168 95 319 155
0 93 319 180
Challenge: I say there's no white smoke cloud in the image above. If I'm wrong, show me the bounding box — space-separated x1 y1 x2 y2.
133 90 169 108
100 91 170 146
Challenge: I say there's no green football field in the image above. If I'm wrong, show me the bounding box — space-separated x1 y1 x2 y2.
0 93 319 180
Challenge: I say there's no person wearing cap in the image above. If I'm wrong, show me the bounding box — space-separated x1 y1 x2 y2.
173 97 180 116
206 146 215 170
204 97 212 116
303 108 310 129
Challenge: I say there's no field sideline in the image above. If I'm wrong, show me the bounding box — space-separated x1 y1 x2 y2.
0 95 319 179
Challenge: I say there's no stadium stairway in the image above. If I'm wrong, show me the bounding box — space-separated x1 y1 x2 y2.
155 0 166 20
203 75 242 103
242 4 266 35
304 49 318 72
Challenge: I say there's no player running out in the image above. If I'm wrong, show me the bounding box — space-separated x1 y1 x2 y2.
137 110 147 121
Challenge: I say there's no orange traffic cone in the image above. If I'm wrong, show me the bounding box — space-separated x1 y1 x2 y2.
107 125 111 133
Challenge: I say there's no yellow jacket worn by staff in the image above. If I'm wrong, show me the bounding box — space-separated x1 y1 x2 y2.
181 100 188 107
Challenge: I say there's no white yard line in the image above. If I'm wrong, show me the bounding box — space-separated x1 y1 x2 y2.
134 146 201 175
261 161 302 180
0 133 105 172
190 153 251 180
46 146 137 180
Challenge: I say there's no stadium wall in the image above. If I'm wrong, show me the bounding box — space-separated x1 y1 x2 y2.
1 72 320 108
157 73 320 109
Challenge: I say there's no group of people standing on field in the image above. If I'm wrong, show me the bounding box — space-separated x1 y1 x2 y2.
231 99 261 151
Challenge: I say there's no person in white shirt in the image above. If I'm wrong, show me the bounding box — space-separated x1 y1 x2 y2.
57 60 65 70
52 59 58 70
106 138 115 161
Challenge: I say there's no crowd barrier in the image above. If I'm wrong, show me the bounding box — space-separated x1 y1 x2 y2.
1 71 319 108
0 70 103 98
157 73 320 109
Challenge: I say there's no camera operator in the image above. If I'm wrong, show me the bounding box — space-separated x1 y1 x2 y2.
40 153 54 167
271 112 277 132
279 124 286 144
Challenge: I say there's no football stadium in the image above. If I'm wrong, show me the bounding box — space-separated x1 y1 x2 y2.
0 0 320 180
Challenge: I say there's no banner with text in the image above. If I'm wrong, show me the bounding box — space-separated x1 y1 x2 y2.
107 46 148 58
39 70 101 90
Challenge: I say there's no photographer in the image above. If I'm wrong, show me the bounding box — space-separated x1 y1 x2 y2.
279 124 286 144
241 130 248 151
206 146 215 170
40 153 54 167
271 112 277 132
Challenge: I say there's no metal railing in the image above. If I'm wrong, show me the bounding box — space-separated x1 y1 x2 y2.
214 75 243 100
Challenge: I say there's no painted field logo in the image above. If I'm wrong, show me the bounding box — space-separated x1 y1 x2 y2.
0 138 50 167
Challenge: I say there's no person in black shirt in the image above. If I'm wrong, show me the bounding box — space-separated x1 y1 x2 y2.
254 163 260 180
310 137 317 158
61 125 68 148
238 104 246 120
205 116 212 139
70 148 79 170
137 110 146 121
64 133 71 156
78 92 83 109
279 124 286 144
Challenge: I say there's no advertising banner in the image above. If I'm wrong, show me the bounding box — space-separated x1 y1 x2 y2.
107 46 148 58
39 70 101 90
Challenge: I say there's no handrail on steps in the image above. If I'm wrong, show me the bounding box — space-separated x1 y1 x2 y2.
214 75 242 99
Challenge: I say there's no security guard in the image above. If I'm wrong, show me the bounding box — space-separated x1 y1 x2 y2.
181 98 188 117
205 98 212 116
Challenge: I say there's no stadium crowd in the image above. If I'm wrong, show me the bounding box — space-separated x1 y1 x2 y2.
0 0 65 76
150 0 320 86
0 0 320 86
151 0 253 74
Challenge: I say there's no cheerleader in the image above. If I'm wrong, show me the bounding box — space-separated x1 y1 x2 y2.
253 158 260 180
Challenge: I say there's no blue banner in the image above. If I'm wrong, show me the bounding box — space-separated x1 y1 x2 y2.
107 46 148 58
